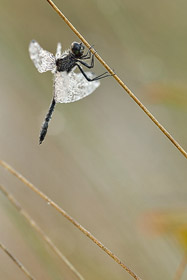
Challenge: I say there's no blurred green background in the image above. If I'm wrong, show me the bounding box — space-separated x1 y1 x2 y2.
0 0 187 279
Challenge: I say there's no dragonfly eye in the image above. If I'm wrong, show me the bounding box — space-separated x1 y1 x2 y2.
71 42 84 57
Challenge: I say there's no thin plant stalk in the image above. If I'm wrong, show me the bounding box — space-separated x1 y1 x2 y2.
46 0 187 159
0 242 36 280
0 184 85 280
0 159 142 280
174 253 187 280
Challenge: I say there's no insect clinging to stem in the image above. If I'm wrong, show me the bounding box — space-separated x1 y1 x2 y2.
29 40 111 144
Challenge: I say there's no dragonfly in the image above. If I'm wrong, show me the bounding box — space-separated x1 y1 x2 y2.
29 40 111 144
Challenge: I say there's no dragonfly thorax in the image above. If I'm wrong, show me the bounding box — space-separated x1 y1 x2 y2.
56 54 76 73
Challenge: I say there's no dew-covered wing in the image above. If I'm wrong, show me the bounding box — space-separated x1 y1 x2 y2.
54 71 100 103
29 40 56 73
55 43 62 59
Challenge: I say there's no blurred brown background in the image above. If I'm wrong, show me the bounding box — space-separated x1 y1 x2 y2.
0 0 187 279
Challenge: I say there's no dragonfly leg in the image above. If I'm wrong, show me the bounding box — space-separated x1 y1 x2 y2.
81 45 94 59
76 63 112 81
77 51 95 68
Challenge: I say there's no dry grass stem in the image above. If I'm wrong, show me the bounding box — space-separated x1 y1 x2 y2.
46 0 187 159
0 242 36 280
0 184 85 280
174 253 187 280
0 159 142 280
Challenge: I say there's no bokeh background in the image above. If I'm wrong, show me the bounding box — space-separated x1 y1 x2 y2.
1 0 187 279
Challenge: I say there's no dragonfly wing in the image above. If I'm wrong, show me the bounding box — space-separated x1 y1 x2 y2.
56 43 62 59
53 71 70 103
29 40 56 73
54 71 100 103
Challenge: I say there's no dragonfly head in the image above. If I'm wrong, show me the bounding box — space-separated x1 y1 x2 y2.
71 42 85 58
